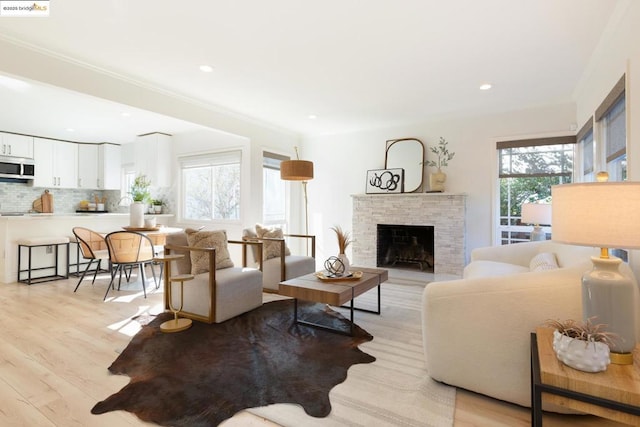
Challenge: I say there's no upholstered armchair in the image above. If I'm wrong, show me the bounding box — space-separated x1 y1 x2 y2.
164 230 263 324
242 225 316 292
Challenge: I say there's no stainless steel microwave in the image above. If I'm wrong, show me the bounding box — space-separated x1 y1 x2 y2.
0 155 35 180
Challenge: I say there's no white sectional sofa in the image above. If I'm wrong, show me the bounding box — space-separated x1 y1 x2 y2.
421 240 640 409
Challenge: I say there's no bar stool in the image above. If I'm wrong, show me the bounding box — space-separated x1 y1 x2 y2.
160 273 194 333
17 236 70 285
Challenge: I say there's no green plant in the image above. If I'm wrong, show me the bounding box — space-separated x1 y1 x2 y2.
424 137 455 169
152 198 164 206
130 175 151 202
545 318 619 347
331 225 353 253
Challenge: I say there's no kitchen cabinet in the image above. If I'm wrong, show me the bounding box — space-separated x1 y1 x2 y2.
0 132 33 158
33 137 78 188
98 143 121 190
77 143 98 189
134 133 171 187
76 143 122 189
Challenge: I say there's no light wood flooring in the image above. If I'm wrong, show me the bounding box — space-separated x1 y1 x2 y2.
0 269 625 426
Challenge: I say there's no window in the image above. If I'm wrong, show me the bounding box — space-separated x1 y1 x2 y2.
262 151 288 226
180 150 241 221
497 136 575 245
595 74 626 182
120 163 136 206
577 118 594 182
603 95 626 181
595 75 627 260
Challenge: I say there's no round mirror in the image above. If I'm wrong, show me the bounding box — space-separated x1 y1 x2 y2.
385 138 425 192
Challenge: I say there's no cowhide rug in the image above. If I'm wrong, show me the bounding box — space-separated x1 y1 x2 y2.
91 299 375 426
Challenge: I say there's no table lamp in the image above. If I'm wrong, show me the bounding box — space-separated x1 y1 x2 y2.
521 202 551 241
552 181 640 364
280 146 314 235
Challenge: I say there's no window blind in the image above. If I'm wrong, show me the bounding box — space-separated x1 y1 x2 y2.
604 95 626 163
179 150 242 169
263 151 289 170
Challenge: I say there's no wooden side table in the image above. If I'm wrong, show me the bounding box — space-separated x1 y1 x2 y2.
160 273 194 333
531 327 640 426
153 254 193 333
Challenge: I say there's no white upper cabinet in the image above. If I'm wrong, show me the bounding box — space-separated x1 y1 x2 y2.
0 132 33 158
98 143 121 190
134 133 171 187
33 137 78 188
77 143 98 189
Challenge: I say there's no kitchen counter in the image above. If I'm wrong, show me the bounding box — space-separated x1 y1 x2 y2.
0 213 175 284
0 213 174 219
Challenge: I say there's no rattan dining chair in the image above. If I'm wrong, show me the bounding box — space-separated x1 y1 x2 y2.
104 231 158 300
72 226 110 292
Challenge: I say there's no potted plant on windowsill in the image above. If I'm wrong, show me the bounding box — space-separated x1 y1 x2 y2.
151 199 164 214
129 175 151 227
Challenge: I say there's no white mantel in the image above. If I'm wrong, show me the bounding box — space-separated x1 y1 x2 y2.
352 193 466 275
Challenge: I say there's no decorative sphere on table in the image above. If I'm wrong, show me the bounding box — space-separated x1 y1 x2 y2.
324 256 346 276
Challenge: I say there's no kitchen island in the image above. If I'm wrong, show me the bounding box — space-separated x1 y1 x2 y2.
0 213 175 284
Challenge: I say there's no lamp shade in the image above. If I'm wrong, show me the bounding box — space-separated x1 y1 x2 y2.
552 182 640 249
280 160 314 181
521 203 551 225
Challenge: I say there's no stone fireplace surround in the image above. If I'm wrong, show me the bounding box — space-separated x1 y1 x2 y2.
352 193 466 276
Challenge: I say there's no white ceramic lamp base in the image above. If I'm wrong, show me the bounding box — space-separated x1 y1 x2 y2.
530 225 546 241
582 256 636 364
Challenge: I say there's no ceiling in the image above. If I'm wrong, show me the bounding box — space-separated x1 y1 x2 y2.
0 0 623 143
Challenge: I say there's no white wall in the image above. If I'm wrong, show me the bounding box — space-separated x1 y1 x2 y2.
302 103 576 264
574 0 640 277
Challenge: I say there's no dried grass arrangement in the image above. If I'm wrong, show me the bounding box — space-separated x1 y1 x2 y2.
331 225 353 254
545 317 619 348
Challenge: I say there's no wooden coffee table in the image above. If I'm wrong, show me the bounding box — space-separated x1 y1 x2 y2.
531 327 640 426
279 266 388 336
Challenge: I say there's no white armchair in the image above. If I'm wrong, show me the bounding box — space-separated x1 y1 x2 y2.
164 230 263 323
242 226 316 292
421 241 640 409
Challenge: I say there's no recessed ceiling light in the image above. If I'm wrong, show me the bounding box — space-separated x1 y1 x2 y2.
308 114 317 120
199 65 214 73
66 128 75 132
479 83 492 90
121 112 131 117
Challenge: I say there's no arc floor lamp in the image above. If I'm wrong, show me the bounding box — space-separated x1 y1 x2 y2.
280 147 314 235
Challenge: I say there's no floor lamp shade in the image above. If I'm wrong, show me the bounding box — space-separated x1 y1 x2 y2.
552 182 640 364
521 203 551 241
280 160 314 181
280 158 314 236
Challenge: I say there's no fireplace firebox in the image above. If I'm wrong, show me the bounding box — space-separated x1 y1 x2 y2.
376 224 434 272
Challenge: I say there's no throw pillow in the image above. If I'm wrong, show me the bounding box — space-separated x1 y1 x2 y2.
530 252 559 272
255 224 292 260
185 229 234 274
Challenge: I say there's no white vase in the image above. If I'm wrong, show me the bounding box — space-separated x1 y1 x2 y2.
552 330 610 372
129 202 145 228
338 253 351 276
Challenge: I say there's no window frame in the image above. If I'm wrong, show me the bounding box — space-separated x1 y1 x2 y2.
262 151 289 228
496 136 576 245
178 149 243 223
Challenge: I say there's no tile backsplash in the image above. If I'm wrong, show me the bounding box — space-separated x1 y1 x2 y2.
0 182 120 213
